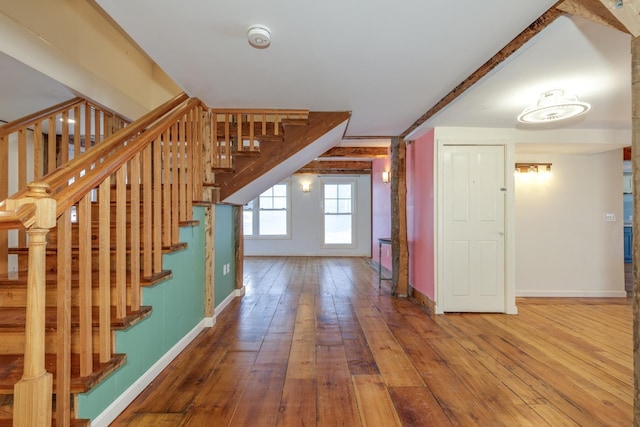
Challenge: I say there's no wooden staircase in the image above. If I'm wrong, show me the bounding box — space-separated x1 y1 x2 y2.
209 109 351 202
0 93 206 426
0 94 351 426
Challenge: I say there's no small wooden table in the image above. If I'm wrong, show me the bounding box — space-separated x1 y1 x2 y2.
378 237 392 293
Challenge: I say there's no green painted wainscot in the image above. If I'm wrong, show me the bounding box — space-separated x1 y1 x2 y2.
79 205 237 425
214 204 236 306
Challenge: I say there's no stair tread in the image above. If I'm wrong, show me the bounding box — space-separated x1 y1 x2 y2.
8 241 188 253
0 305 152 331
254 134 283 142
232 150 260 157
0 418 90 427
0 269 172 288
280 118 308 125
0 353 126 394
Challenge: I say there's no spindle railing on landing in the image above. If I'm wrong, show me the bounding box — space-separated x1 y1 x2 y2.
210 109 308 170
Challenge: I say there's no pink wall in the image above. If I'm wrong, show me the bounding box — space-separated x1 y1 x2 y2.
407 130 435 300
371 154 392 271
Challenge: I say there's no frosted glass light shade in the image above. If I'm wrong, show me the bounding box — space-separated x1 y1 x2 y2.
518 89 590 123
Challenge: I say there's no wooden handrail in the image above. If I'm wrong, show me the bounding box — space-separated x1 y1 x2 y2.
0 97 85 138
53 97 199 215
8 93 190 204
211 108 308 115
0 204 36 230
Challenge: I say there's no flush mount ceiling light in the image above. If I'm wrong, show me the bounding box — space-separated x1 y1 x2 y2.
247 24 271 49
517 89 591 123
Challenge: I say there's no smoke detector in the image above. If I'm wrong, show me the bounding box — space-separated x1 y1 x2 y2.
248 24 271 49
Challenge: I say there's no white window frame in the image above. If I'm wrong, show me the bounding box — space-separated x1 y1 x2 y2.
320 178 357 248
243 181 291 240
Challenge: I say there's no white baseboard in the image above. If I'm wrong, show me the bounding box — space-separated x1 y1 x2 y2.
516 290 628 298
203 316 216 328
214 288 240 315
91 319 208 427
91 289 243 427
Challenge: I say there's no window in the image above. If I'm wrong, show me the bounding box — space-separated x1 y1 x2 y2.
243 200 254 235
322 181 355 246
243 183 290 238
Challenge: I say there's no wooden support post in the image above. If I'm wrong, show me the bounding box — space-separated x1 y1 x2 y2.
205 204 215 318
632 34 640 427
234 205 244 292
390 137 409 297
8 182 56 427
0 135 7 275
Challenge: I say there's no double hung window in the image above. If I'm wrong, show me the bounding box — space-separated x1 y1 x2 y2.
322 181 355 247
243 183 290 238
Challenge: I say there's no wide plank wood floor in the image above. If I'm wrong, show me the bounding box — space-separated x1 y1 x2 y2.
111 256 632 426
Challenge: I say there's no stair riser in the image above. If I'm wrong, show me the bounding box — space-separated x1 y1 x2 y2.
14 252 158 273
0 330 114 355
47 223 168 247
0 286 136 308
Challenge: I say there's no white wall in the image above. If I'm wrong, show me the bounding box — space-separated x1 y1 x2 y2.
515 149 625 297
245 174 372 256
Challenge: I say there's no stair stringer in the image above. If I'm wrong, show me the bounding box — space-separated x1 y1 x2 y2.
218 111 350 205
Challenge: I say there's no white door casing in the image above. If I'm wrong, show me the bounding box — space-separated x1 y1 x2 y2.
435 137 516 314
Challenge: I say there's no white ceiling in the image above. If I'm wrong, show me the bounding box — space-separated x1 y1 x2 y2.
414 14 632 151
0 52 76 123
0 2 632 155
91 0 556 133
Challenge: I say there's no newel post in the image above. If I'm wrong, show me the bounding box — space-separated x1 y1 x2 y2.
7 182 56 427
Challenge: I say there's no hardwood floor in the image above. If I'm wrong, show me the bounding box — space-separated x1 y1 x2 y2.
111 257 633 426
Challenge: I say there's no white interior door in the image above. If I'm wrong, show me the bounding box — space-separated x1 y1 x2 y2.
442 145 505 312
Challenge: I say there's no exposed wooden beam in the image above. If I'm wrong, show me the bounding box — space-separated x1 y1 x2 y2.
234 206 244 291
342 135 395 140
595 0 640 36
296 160 371 175
320 146 389 158
400 7 563 139
390 137 409 297
558 0 628 32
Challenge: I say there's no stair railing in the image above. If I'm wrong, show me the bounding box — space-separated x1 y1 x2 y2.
210 109 308 169
0 97 129 277
0 92 206 426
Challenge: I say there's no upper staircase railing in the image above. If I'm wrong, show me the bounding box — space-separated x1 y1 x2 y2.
210 109 308 170
0 92 206 426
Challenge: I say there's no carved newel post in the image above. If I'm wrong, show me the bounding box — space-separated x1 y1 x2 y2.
8 182 56 427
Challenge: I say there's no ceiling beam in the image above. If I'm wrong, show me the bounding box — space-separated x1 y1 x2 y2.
296 160 371 175
319 146 389 158
400 7 563 139
597 0 640 36
557 0 628 32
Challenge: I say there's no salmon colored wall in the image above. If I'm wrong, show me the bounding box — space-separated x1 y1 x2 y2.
407 130 435 300
371 155 392 271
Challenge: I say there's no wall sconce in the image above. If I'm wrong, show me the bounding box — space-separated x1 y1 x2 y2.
515 163 552 174
382 171 390 184
301 182 311 192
